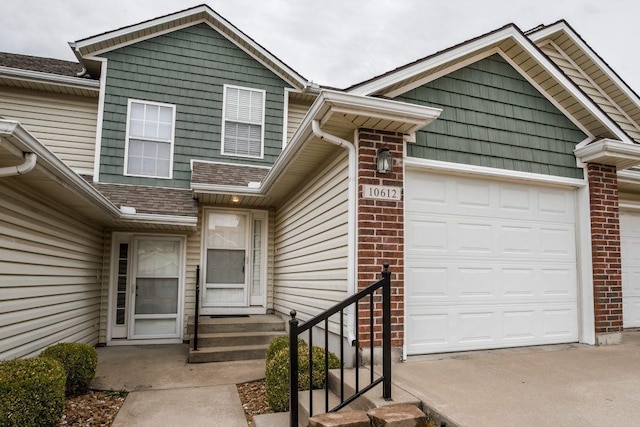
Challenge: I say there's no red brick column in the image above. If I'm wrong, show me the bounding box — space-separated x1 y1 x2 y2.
587 163 623 344
357 129 404 348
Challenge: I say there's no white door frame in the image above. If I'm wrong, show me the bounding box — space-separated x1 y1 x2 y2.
200 207 268 315
106 232 186 345
402 158 595 358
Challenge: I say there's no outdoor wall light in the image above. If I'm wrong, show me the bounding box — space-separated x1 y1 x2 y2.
377 147 393 174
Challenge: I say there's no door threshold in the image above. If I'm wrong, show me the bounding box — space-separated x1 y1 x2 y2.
107 338 183 346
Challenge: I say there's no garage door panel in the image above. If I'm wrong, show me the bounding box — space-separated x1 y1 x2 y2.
406 172 575 224
407 216 575 261
406 261 577 303
406 171 578 354
407 304 578 353
621 211 640 327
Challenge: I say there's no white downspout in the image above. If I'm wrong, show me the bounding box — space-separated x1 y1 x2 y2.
0 152 37 177
311 120 358 345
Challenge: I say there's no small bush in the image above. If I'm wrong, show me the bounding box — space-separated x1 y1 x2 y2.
265 336 306 365
0 357 66 427
265 339 341 412
40 343 97 396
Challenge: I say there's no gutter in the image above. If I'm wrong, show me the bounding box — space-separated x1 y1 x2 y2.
0 152 37 177
0 66 100 91
0 119 121 218
311 119 358 345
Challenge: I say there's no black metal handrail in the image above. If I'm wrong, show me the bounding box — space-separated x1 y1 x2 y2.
193 265 200 351
288 264 392 426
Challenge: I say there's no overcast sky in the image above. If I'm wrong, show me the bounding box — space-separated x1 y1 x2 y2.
1 0 638 91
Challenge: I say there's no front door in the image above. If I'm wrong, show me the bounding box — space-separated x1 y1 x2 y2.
201 209 267 313
109 234 184 341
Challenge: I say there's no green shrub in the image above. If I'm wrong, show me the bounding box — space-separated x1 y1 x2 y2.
265 340 341 412
0 357 66 427
40 343 97 396
265 336 306 365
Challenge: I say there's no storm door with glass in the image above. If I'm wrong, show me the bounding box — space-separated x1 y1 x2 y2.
109 234 184 342
130 237 183 339
202 210 267 312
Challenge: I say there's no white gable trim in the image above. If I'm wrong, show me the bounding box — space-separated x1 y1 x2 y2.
72 5 306 90
349 26 516 96
351 25 631 144
528 22 640 116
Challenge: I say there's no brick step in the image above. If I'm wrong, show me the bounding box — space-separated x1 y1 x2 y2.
188 344 268 363
191 331 285 347
187 315 285 334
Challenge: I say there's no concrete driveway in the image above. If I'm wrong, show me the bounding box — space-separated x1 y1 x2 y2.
392 331 640 426
94 344 263 426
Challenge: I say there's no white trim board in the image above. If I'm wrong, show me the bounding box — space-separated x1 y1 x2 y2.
404 157 587 188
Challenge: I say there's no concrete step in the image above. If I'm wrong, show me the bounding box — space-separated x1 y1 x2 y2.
191 331 285 347
187 344 268 363
327 367 421 412
298 388 343 427
186 314 285 334
297 367 421 424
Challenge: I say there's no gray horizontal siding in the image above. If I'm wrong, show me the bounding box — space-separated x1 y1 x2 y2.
399 54 587 179
0 87 98 174
99 23 291 188
0 181 103 359
274 153 349 333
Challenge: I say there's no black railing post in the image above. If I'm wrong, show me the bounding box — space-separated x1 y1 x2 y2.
289 310 299 427
193 265 200 351
382 262 392 400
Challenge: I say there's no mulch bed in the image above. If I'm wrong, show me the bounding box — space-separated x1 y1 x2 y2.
237 379 273 425
57 390 127 426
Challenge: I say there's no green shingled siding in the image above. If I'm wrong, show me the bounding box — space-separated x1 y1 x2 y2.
399 54 586 179
99 23 291 187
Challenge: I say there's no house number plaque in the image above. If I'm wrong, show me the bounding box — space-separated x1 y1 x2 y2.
362 184 402 201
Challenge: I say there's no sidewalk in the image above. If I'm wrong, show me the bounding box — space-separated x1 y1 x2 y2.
94 344 263 426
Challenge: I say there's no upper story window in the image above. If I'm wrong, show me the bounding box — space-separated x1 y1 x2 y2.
124 99 176 179
222 85 265 159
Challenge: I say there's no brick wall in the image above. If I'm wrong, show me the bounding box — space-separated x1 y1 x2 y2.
587 163 623 338
357 129 404 347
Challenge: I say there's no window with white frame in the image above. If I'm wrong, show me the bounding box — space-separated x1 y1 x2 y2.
125 100 175 178
222 85 265 158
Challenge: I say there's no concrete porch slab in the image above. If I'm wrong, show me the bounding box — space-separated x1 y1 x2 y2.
93 344 265 391
392 331 640 426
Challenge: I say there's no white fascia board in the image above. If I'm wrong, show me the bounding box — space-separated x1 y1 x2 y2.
574 139 640 170
529 22 640 126
319 90 442 130
0 66 99 90
190 183 264 195
189 158 271 171
260 90 443 193
0 119 121 217
118 213 197 227
405 156 587 188
72 5 307 89
349 26 517 96
350 24 631 144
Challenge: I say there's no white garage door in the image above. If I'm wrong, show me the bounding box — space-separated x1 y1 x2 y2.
405 171 579 354
620 211 640 327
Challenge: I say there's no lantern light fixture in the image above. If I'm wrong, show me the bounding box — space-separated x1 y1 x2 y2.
377 147 392 174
